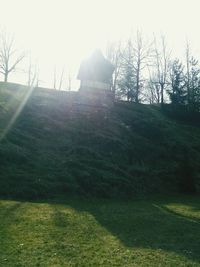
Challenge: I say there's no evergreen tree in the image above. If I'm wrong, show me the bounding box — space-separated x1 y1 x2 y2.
169 59 187 106
187 57 200 112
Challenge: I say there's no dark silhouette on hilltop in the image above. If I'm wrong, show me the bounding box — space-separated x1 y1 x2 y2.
77 49 114 84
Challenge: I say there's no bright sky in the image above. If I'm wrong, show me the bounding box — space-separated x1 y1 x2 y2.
0 0 200 89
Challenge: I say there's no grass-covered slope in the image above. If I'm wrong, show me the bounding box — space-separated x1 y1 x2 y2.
0 82 200 199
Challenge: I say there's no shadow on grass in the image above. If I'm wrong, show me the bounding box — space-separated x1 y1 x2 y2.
1 196 200 265
65 196 200 263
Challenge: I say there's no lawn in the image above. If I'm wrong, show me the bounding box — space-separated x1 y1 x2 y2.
0 195 200 267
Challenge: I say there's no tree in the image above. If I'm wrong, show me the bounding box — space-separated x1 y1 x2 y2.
119 32 151 102
131 31 151 103
168 59 187 106
118 39 135 101
58 67 64 90
185 44 200 111
146 79 161 104
106 40 123 97
188 57 200 111
66 70 72 91
0 31 25 82
27 56 38 87
53 66 57 89
146 66 161 104
185 42 191 105
53 66 65 90
153 36 171 104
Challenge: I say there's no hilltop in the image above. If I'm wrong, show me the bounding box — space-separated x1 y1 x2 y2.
0 82 200 199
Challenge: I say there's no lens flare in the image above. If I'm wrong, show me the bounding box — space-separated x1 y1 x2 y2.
0 85 35 142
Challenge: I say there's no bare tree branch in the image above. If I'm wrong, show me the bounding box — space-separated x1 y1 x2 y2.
152 35 171 104
0 31 26 82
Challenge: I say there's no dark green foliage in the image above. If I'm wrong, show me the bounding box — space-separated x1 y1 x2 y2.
167 57 200 113
176 148 197 193
163 103 200 126
186 56 200 112
168 59 187 106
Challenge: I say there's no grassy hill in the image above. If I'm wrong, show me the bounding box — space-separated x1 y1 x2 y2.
0 82 200 199
1 82 200 266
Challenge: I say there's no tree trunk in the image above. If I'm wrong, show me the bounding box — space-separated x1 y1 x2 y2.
4 73 8 82
136 79 139 103
161 84 164 104
136 62 140 104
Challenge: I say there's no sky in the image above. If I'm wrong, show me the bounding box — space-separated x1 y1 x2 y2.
0 0 200 89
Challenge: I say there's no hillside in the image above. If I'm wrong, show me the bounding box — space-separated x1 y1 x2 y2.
0 82 200 199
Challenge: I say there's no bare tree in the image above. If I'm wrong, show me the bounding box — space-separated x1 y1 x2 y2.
153 35 171 104
185 41 192 105
132 31 151 103
119 31 151 102
146 62 161 104
106 40 123 96
0 31 25 82
67 70 72 91
27 59 32 87
118 39 135 101
58 67 64 90
147 75 161 104
27 56 38 87
53 66 65 90
53 66 57 89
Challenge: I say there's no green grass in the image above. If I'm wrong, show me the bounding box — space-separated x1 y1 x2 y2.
1 195 200 266
1 82 200 266
1 82 200 198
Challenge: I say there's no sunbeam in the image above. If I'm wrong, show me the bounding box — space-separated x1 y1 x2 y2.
0 85 35 142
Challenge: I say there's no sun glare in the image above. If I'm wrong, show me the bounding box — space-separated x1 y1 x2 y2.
0 85 35 142
0 0 200 88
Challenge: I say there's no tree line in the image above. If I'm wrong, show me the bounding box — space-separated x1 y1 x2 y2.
1 29 200 112
106 32 200 112
0 31 72 90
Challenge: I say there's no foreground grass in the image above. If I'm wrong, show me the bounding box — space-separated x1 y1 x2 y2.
0 195 200 267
